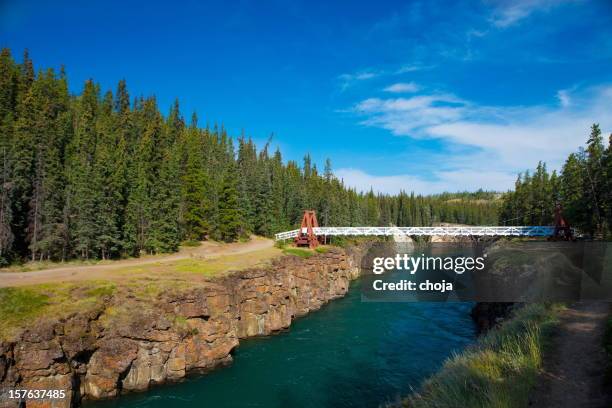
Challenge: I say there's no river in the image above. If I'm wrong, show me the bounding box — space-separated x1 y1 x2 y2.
89 276 476 408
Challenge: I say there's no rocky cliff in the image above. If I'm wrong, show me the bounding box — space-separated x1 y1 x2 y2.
0 246 367 408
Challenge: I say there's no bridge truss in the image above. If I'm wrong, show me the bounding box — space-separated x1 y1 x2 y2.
274 225 557 241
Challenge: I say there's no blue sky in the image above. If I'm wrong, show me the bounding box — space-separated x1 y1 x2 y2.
2 0 612 193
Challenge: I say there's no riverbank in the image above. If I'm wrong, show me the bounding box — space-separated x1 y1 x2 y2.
0 244 369 407
394 303 562 408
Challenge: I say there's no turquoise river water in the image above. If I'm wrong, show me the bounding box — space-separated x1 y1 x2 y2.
89 279 476 408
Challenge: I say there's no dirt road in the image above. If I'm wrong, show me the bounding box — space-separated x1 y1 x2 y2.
0 236 276 288
529 302 611 408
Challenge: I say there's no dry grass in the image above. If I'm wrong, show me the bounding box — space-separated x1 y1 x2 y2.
111 246 280 278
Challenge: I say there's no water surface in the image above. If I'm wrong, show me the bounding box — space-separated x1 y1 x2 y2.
90 277 476 408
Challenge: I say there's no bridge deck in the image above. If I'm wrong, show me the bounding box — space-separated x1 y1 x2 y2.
274 226 557 241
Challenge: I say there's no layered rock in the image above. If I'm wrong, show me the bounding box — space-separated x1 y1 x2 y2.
0 246 366 408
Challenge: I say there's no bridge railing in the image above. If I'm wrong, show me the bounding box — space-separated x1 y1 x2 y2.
275 229 301 241
274 226 558 241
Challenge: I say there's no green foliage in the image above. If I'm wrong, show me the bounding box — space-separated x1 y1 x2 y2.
501 124 611 238
397 304 561 408
217 161 243 242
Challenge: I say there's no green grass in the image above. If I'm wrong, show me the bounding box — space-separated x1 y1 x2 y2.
605 317 612 384
282 247 314 258
395 303 562 408
0 287 50 333
0 282 119 340
278 243 331 257
85 284 116 298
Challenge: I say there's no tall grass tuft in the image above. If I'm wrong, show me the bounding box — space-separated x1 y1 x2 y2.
393 303 561 408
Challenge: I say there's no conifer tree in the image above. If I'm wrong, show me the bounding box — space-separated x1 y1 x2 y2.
217 161 243 242
66 80 100 258
180 122 210 241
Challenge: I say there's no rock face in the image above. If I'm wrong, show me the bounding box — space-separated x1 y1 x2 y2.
0 247 366 408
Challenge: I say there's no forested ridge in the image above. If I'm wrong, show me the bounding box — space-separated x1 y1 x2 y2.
0 49 499 264
500 124 612 238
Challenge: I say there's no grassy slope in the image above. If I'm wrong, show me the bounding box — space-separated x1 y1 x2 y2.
397 303 562 408
0 282 117 340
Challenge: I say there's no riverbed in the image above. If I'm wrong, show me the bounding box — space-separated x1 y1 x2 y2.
89 278 476 408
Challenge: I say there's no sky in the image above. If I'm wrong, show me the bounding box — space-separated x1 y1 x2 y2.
1 0 612 194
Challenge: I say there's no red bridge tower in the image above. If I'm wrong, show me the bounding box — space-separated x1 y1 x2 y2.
295 210 320 249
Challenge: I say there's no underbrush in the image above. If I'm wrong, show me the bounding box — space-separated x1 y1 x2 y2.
394 303 562 408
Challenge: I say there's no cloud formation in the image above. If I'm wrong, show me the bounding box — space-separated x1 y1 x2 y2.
489 0 576 28
346 85 612 193
335 168 517 195
338 69 380 91
383 82 419 93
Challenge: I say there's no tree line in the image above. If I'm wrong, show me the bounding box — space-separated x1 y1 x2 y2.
500 124 611 238
0 49 500 264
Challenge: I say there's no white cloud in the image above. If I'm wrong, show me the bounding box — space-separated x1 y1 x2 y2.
348 85 612 192
384 82 419 93
338 70 380 91
355 93 469 135
336 168 517 194
489 0 577 28
395 64 435 74
556 89 571 107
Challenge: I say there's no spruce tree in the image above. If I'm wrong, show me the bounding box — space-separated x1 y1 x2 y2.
217 161 243 242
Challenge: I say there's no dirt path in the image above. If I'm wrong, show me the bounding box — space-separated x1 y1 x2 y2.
529 302 611 408
0 236 276 288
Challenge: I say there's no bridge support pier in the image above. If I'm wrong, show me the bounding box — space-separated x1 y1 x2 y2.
295 210 320 249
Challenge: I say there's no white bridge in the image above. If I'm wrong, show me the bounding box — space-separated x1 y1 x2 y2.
274 226 557 241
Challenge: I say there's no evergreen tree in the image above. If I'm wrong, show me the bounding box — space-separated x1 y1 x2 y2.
217 161 243 242
180 122 210 241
